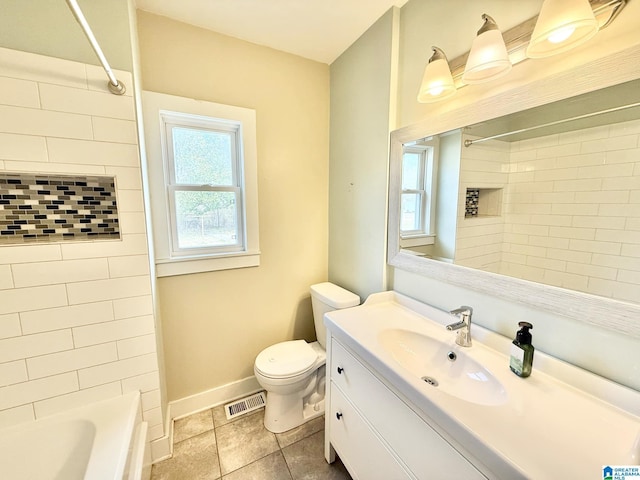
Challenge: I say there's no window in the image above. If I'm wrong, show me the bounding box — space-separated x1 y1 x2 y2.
400 137 439 246
143 91 259 276
163 115 243 256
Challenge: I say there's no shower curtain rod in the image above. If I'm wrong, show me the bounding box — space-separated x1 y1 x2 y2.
65 0 126 95
464 102 640 147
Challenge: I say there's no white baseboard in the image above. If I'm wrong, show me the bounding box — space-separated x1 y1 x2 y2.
150 435 171 464
169 376 262 420
150 375 262 464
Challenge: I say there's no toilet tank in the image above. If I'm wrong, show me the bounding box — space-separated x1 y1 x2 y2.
310 282 360 348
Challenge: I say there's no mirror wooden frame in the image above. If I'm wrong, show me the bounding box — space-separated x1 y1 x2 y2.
388 45 640 338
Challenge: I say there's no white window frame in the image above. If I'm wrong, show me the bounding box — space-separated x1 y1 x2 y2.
142 91 260 276
400 137 439 248
162 114 244 257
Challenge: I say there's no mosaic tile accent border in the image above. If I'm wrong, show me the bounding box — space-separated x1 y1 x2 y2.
465 188 479 218
0 173 120 244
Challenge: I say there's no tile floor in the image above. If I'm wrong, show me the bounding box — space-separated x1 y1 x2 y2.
151 401 353 480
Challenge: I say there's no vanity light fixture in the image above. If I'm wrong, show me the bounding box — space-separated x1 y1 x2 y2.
417 0 627 103
526 0 599 58
462 14 512 85
417 47 456 103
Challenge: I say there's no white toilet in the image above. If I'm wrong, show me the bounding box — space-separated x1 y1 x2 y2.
254 282 360 433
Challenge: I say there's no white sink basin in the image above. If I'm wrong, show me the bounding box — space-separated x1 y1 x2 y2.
378 328 508 406
325 291 640 479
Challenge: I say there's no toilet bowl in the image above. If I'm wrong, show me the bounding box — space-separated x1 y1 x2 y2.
254 283 359 433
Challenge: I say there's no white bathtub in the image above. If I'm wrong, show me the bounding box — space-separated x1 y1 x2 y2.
0 391 148 480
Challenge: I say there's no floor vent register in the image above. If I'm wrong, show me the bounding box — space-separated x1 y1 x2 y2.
224 392 266 420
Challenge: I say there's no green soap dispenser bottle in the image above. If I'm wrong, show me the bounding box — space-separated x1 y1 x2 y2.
510 321 534 378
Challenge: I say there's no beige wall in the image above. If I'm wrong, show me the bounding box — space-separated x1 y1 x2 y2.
136 11 330 401
328 8 398 299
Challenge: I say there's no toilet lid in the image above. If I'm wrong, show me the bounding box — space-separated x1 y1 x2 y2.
255 340 318 379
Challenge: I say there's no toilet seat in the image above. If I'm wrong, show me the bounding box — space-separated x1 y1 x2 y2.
255 340 318 379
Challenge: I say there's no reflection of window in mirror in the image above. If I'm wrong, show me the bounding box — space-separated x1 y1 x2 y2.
400 136 439 249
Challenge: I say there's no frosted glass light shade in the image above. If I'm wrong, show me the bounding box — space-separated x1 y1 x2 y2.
417 56 456 103
526 0 598 58
462 29 512 85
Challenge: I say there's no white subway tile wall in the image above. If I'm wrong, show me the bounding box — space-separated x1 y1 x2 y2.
457 119 640 303
0 48 163 440
456 137 510 272
503 120 640 302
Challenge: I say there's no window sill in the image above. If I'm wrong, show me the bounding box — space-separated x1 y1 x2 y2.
155 251 260 277
400 235 435 248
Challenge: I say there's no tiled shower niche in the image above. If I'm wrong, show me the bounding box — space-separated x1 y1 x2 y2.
0 172 120 244
464 187 503 218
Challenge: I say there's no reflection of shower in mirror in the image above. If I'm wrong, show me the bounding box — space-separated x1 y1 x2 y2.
388 52 640 337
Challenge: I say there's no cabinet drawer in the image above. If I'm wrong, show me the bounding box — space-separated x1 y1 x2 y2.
330 383 411 480
331 340 486 480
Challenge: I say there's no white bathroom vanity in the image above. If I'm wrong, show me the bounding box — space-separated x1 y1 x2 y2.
323 291 640 479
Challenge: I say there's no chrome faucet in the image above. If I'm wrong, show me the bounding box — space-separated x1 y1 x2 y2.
446 306 473 347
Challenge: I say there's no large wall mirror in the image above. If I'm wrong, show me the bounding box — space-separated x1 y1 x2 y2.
389 45 640 338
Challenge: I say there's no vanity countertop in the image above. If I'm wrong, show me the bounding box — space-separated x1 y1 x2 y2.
325 291 640 479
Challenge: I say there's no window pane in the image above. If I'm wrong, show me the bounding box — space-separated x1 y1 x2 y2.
174 191 238 248
402 152 421 190
172 127 233 185
401 193 421 232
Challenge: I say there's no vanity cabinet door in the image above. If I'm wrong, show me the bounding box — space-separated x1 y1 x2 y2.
330 383 412 480
331 339 487 480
